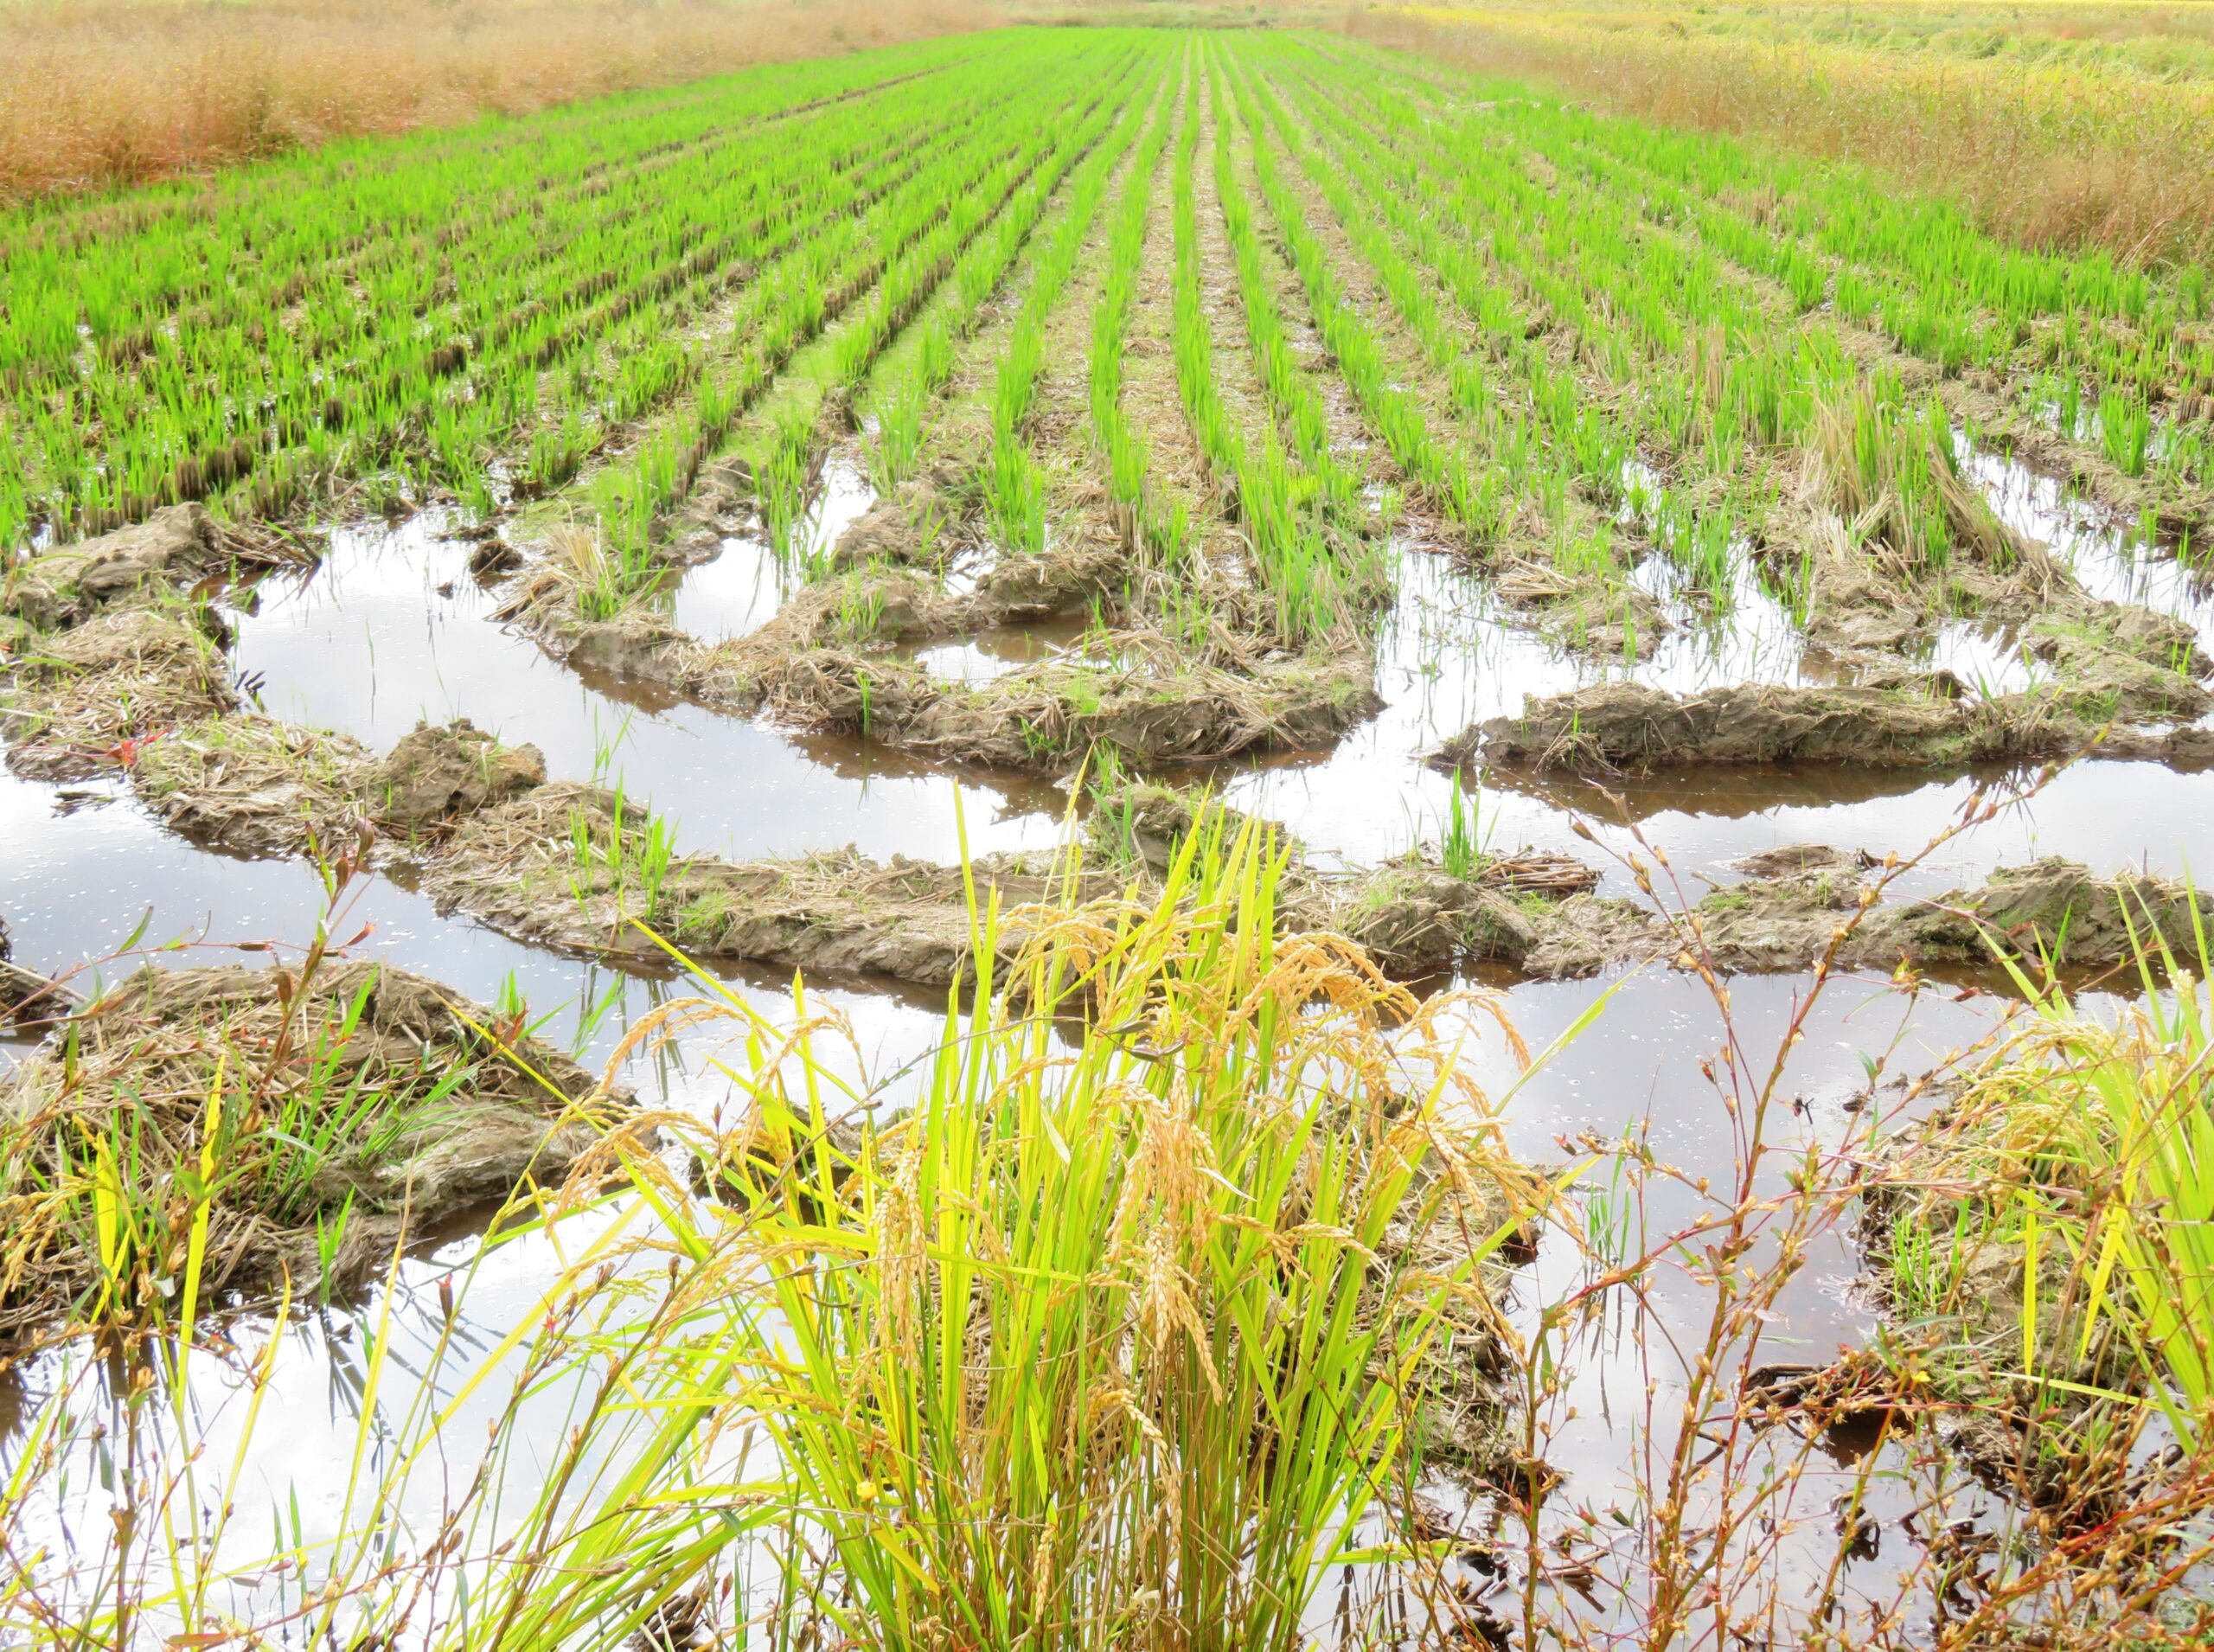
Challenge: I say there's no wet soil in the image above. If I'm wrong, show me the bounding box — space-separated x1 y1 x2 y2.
0 958 617 1334
10 76 2214 1642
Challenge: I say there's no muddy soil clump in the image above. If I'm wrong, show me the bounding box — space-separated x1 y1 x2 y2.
0 919 72 1030
1679 847 2214 976
1 505 286 630
420 782 1117 985
128 714 547 860
0 960 620 1333
506 513 1368 772
3 606 239 781
2 507 307 782
1448 676 2212 775
374 717 548 829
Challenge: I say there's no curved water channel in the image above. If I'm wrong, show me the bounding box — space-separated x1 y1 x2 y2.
5 432 2213 1636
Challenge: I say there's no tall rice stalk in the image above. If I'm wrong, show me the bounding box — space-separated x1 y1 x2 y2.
674 815 1536 1650
1940 919 2214 1449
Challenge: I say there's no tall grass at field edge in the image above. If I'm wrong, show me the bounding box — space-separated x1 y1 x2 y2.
1349 5 2214 267
0 0 1002 201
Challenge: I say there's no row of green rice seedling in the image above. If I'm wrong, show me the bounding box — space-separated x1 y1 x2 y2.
1534 112 2214 493
0 54 986 539
578 49 1157 594
1220 50 1510 558
0 35 1129 550
1238 48 1655 595
1087 85 1183 560
1168 63 1348 644
1200 51 1361 534
1270 42 2003 584
557 86 1071 598
743 56 1148 565
854 48 1180 504
161 59 1053 524
0 38 970 387
565 88 1088 611
10 54 927 458
857 86 1136 506
976 66 1172 556
1262 42 1767 551
770 51 1155 565
1428 51 2214 491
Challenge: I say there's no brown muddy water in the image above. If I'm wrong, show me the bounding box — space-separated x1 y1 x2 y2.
6 435 2214 1640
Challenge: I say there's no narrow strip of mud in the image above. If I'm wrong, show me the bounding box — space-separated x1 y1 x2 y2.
1448 677 2214 774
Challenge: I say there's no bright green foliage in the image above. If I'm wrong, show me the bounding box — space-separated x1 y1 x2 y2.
699 818 1526 1651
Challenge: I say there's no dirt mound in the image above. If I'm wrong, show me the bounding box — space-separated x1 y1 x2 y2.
1304 854 1623 976
1082 777 1282 870
421 782 1110 985
826 480 948 572
1494 554 1667 659
1883 857 2214 970
3 504 222 627
126 714 546 858
765 640 1382 773
2 607 237 781
0 959 620 1331
0 919 71 1029
135 714 375 856
976 534 1124 619
1660 849 2214 976
373 717 547 829
1448 678 2207 774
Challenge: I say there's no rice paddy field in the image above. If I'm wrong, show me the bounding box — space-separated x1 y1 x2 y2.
5 17 2214 1649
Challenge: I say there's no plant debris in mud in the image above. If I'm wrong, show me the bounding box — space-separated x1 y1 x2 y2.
1450 676 2214 774
0 957 618 1336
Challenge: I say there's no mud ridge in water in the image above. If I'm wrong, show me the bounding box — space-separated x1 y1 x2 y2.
0 958 624 1337
1449 676 2214 774
505 458 1385 773
12 550 2202 992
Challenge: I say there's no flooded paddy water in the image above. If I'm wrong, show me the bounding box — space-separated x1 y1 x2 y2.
8 22 2214 1649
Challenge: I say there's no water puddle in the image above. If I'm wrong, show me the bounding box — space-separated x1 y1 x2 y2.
1456 970 2019 1612
1966 442 2214 657
666 532 790 641
1222 541 2214 902
910 618 1086 684
230 513 1068 865
669 451 879 640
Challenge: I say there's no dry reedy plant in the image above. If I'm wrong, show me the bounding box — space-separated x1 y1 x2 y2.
0 0 1004 201
1345 3 2214 266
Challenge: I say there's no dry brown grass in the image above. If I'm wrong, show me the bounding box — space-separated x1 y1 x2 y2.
0 0 1005 201
1346 3 2214 266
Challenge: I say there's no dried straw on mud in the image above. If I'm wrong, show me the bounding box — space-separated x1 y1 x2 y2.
0 959 621 1334
507 528 1385 773
1449 677 2214 775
